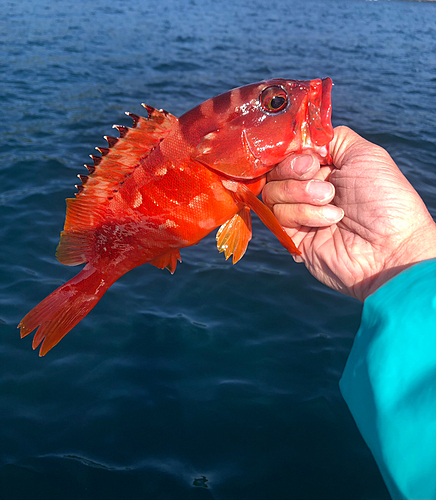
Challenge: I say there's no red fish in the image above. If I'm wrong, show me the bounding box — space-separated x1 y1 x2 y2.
19 78 334 356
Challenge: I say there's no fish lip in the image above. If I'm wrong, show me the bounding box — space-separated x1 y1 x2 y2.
320 77 333 136
303 77 334 164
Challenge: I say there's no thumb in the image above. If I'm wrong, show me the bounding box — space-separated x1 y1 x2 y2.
329 126 389 170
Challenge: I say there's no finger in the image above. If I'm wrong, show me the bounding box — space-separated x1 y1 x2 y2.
262 179 335 207
267 154 321 181
329 126 364 169
329 126 393 170
272 203 344 229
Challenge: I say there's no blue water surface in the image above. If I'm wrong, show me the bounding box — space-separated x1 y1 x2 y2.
1 0 435 498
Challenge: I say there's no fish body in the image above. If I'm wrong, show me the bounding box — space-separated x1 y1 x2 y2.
19 78 334 355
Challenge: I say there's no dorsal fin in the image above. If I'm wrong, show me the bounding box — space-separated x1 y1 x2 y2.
74 106 177 205
56 106 178 266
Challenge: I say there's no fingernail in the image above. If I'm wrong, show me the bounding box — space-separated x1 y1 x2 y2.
291 155 313 176
307 180 334 202
322 206 344 222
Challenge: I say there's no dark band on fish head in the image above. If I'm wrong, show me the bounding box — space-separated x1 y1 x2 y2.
212 89 232 116
179 82 261 144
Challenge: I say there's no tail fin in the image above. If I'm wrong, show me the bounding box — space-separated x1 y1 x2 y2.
18 264 112 356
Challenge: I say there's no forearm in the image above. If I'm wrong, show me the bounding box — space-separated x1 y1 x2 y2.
340 258 436 500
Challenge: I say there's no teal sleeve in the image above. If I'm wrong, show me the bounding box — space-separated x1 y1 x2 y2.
340 259 436 500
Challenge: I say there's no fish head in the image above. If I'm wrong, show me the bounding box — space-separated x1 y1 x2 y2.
192 78 333 180
250 77 334 165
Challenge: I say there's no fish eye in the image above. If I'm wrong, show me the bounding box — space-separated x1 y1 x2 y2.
260 86 289 114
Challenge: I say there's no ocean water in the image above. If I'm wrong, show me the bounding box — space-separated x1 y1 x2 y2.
1 0 435 498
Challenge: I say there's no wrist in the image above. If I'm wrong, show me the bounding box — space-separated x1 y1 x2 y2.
361 223 436 300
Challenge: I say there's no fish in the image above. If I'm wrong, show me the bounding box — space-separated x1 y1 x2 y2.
18 77 334 356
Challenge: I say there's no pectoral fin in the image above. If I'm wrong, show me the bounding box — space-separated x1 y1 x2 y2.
216 207 252 264
236 184 301 256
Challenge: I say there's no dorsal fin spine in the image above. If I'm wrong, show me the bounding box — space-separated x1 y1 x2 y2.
112 124 128 138
125 112 140 127
84 164 95 175
104 135 119 148
77 174 88 185
90 154 102 166
96 146 109 156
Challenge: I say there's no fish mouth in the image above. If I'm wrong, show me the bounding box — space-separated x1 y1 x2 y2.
301 77 334 164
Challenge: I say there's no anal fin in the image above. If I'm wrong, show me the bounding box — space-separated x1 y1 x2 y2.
149 250 182 274
216 207 252 264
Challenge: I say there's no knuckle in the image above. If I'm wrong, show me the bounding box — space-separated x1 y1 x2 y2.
293 203 307 218
261 185 273 206
281 179 297 201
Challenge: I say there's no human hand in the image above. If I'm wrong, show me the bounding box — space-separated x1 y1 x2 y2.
262 126 436 301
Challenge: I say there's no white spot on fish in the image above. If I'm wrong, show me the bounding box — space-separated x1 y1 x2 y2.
133 191 142 208
159 219 178 230
189 193 209 208
198 218 216 229
96 278 106 295
211 182 231 202
155 166 167 176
